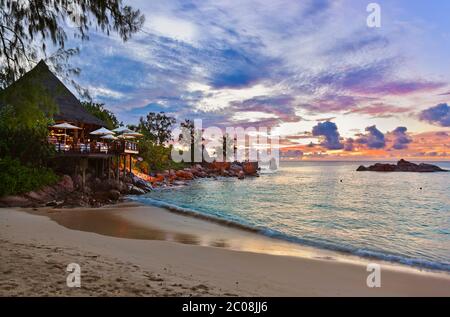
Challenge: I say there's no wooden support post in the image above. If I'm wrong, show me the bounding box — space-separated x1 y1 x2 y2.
81 158 88 192
129 154 132 175
116 155 120 181
123 155 126 179
108 157 111 180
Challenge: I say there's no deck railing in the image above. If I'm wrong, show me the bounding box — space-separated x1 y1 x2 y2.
51 140 138 155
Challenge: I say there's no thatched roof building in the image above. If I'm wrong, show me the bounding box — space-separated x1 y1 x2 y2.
2 60 105 126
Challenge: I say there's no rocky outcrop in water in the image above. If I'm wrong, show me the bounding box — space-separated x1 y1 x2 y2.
356 159 447 173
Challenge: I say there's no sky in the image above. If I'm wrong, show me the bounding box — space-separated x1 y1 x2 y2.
65 0 450 160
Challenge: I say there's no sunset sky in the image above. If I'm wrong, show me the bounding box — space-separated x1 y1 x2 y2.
65 0 450 160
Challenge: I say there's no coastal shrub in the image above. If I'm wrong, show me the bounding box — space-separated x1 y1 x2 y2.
0 157 59 197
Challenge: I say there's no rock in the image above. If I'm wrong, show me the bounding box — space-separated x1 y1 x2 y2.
131 175 153 191
0 195 32 207
175 170 194 180
72 174 83 190
108 190 121 201
58 175 74 193
356 159 448 173
243 162 258 175
128 185 146 195
238 171 245 179
40 185 57 198
230 163 243 173
25 191 46 202
46 200 58 207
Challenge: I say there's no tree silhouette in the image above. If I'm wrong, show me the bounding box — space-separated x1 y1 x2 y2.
0 0 145 90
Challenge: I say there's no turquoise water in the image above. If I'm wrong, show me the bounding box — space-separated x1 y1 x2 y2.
133 161 450 271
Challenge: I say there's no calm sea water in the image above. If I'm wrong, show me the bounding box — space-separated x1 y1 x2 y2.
133 161 450 271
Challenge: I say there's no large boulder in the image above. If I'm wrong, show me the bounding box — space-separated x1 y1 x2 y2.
128 185 146 195
243 162 258 175
131 175 153 191
57 175 74 193
108 189 121 201
0 195 32 207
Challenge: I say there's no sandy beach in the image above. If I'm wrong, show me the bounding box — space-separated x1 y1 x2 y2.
1 202 450 297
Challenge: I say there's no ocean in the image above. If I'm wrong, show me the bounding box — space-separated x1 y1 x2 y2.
133 161 450 271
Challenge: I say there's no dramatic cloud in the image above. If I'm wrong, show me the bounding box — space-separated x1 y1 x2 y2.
357 125 386 149
391 127 412 150
419 103 450 127
344 138 354 151
312 121 343 150
55 0 450 159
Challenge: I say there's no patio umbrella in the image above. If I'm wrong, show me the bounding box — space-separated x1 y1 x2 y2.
51 122 81 146
112 127 132 134
90 127 115 136
100 134 118 140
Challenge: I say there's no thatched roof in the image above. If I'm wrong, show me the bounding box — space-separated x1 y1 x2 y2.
3 60 105 126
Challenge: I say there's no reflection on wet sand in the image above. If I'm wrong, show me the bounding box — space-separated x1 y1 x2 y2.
30 208 204 244
26 203 363 264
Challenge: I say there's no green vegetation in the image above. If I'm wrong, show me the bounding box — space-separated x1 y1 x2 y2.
132 111 186 171
138 112 176 145
0 81 57 196
0 157 58 197
82 102 120 130
136 141 186 172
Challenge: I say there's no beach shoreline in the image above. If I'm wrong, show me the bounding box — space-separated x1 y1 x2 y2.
1 203 450 296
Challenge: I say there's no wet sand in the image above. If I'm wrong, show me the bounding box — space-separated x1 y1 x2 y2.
1 203 450 296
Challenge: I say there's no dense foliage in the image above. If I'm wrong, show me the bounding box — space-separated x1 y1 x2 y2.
0 76 56 166
82 101 120 130
0 79 57 196
0 157 58 197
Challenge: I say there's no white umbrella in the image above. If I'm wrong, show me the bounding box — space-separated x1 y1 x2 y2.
113 127 132 134
100 134 118 140
90 127 115 135
51 122 81 147
52 122 82 130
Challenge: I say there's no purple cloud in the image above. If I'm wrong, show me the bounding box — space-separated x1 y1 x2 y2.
344 138 354 151
312 121 343 150
353 81 445 96
419 103 450 127
357 125 385 149
391 126 412 150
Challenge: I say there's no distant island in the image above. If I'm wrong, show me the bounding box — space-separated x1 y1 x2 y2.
356 159 448 173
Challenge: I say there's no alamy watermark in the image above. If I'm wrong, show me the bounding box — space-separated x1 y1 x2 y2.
66 263 81 288
366 263 381 288
171 119 280 166
367 3 381 28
